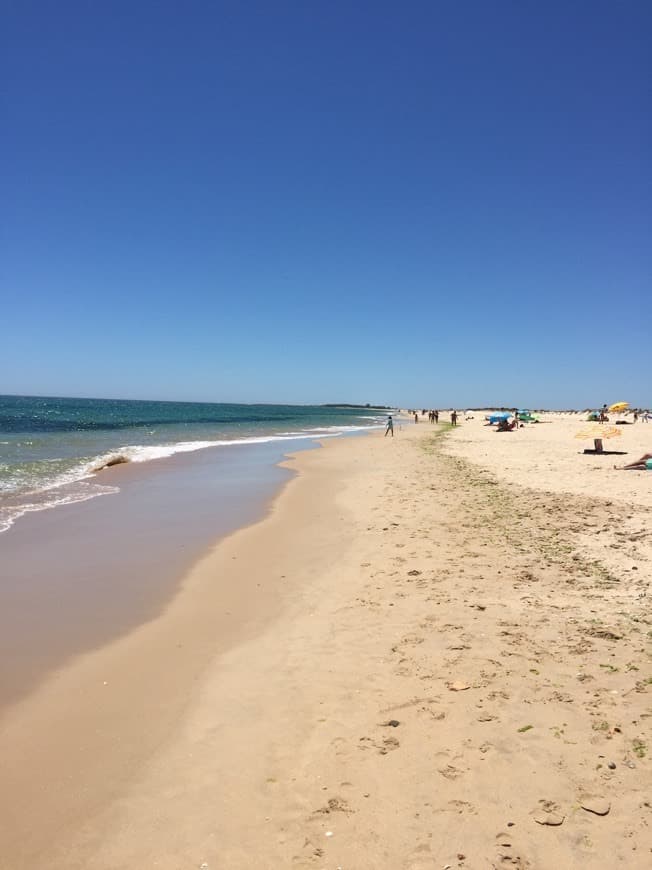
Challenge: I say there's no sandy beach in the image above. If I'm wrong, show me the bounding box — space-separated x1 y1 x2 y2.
1 416 650 869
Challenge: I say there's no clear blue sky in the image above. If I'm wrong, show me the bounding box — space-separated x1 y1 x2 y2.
2 1 650 408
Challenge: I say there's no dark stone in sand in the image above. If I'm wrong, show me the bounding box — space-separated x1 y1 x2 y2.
102 456 129 469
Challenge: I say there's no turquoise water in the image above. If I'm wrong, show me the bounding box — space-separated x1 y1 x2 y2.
0 395 389 532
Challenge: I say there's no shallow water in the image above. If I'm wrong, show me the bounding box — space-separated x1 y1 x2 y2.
0 396 387 532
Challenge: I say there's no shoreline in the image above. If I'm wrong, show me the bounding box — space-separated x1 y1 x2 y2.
1 419 650 868
0 393 388 537
1 428 367 868
0 436 320 711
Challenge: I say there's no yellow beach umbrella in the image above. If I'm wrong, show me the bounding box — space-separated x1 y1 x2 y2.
608 401 629 413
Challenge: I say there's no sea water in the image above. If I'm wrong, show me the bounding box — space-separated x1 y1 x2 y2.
0 395 388 533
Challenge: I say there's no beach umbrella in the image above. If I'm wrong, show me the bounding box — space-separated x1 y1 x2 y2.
575 425 622 440
608 401 629 413
575 425 622 453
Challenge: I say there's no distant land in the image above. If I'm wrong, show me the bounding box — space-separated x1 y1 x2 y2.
321 403 392 410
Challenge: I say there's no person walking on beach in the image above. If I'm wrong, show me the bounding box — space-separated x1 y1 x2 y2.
414 412 418 423
385 415 394 437
451 410 458 426
434 410 439 424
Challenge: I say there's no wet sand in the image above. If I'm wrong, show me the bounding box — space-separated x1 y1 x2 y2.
0 419 650 868
0 439 311 708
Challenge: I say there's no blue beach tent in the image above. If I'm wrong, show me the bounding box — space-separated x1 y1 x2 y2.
486 412 512 424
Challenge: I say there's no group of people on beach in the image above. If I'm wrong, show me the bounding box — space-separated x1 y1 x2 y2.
386 408 461 437
406 409 461 425
409 409 441 424
385 410 650 469
597 404 650 424
407 409 462 425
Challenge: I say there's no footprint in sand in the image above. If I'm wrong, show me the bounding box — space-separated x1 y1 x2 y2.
422 707 446 720
291 842 324 866
493 833 531 869
487 690 511 701
358 735 400 754
445 799 476 814
438 764 463 780
378 736 400 754
399 634 425 646
312 796 354 816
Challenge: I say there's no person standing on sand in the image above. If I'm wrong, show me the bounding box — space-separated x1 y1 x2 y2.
434 410 439 424
451 410 458 426
414 412 418 423
385 415 394 437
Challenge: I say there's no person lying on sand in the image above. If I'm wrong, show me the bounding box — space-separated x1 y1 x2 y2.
615 453 652 470
496 419 517 432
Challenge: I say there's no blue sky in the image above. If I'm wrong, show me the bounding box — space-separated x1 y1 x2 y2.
2 1 650 408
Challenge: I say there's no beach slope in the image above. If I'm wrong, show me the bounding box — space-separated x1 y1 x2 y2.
1 420 650 869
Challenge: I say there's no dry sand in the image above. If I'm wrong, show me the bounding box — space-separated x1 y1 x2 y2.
0 417 650 869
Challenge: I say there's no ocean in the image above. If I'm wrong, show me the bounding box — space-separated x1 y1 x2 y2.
0 395 388 534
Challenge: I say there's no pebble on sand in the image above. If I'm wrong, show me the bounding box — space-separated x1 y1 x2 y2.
534 812 565 826
580 797 611 816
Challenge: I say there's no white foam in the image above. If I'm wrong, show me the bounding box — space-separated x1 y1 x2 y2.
0 424 383 534
0 483 119 534
90 425 383 468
